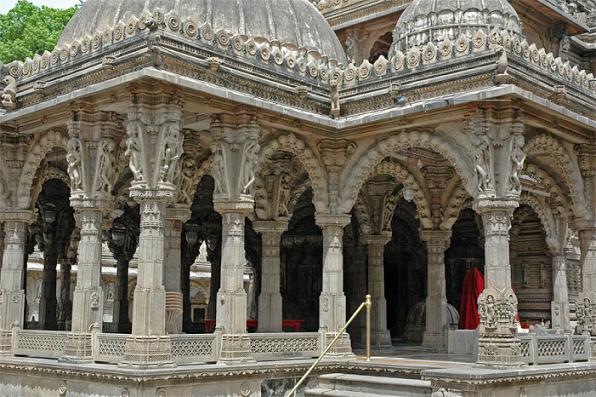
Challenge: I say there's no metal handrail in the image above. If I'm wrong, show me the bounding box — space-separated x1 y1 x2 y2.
286 294 372 397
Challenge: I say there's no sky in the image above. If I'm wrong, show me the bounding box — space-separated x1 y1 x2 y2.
0 0 80 14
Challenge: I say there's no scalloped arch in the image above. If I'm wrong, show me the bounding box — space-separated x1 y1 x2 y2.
17 130 67 209
519 192 558 253
525 134 587 220
339 131 475 214
440 184 469 231
257 133 329 213
375 160 433 229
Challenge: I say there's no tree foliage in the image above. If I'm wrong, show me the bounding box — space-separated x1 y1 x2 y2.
0 0 77 64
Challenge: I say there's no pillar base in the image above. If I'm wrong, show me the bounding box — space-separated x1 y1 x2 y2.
477 337 525 368
61 332 93 363
0 329 13 355
121 336 173 368
322 332 353 357
551 301 571 332
218 334 254 364
422 330 447 352
361 329 392 349
257 292 283 333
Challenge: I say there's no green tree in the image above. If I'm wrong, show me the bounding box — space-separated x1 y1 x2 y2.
0 0 77 64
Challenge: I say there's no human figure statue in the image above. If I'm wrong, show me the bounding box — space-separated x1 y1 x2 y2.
66 138 83 191
509 134 526 194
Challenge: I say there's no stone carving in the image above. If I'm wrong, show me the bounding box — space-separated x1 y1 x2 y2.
66 138 83 192
330 80 340 118
478 288 518 333
159 124 183 184
576 297 593 335
474 134 494 194
381 192 400 232
345 34 356 63
125 126 143 182
508 134 526 195
1 75 17 110
90 291 100 310
176 156 197 205
241 141 259 195
96 139 116 194
210 145 227 196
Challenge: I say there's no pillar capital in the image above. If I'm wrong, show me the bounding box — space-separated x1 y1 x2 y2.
420 229 452 247
165 205 191 223
0 210 36 224
315 213 351 230
213 197 255 216
210 113 260 204
362 232 392 247
126 94 183 196
252 219 289 235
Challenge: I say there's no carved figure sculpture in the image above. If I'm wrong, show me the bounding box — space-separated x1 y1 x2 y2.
474 134 494 193
125 127 143 182
276 173 291 218
1 76 17 110
160 124 182 183
66 138 83 191
496 46 508 75
177 156 196 205
345 34 357 63
241 141 259 195
509 134 526 194
330 81 340 118
210 145 227 195
96 139 115 194
382 192 400 232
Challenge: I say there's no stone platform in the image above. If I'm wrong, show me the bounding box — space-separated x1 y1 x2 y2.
2 351 596 397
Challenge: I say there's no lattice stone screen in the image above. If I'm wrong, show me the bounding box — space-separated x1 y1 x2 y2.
13 330 68 359
250 332 320 360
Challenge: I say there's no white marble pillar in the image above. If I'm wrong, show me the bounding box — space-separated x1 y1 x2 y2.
421 230 451 352
0 213 34 355
253 220 287 333
164 207 189 334
362 234 392 348
474 199 522 367
64 208 104 361
122 92 183 367
316 213 352 354
551 254 570 331
577 227 596 335
215 202 253 362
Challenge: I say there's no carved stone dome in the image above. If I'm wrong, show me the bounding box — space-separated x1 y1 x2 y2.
391 0 522 52
57 0 346 63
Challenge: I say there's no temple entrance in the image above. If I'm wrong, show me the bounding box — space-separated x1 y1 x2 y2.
386 198 425 343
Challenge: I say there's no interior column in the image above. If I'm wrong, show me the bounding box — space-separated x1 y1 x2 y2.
362 233 392 348
421 229 451 352
254 220 287 333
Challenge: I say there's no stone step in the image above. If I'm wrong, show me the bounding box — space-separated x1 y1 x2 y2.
311 373 433 397
304 388 399 397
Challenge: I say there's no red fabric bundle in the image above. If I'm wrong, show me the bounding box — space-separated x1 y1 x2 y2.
458 267 485 329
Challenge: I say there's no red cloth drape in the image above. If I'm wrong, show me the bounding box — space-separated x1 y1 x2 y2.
458 267 485 329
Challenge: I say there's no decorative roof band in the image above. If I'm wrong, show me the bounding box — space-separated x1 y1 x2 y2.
2 8 345 88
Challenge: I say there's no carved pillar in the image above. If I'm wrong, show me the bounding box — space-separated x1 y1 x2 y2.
0 212 35 355
122 91 183 367
316 213 352 355
253 220 287 333
62 107 119 362
210 112 259 363
362 234 392 348
474 199 522 367
420 230 451 352
164 206 190 334
551 214 570 331
577 226 596 335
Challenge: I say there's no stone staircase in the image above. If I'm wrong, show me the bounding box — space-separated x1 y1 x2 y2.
305 373 433 397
